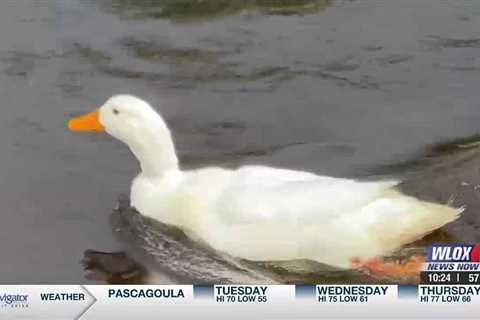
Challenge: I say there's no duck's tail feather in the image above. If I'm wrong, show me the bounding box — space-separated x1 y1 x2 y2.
368 190 463 254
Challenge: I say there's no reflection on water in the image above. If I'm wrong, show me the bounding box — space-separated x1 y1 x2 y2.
83 198 382 284
108 0 333 21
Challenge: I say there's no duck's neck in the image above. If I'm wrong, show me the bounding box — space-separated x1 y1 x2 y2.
127 124 179 178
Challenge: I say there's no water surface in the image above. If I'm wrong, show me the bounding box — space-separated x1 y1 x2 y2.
1 0 480 282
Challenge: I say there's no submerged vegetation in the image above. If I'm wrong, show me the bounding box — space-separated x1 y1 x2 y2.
71 37 308 89
108 0 333 21
428 134 480 155
120 37 220 65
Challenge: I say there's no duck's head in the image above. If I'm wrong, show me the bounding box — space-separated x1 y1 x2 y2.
68 95 178 175
69 95 173 144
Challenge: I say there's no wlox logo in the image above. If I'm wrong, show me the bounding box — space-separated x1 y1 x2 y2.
427 244 480 262
0 293 29 309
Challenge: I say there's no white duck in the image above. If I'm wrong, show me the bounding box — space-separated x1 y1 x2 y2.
69 95 461 272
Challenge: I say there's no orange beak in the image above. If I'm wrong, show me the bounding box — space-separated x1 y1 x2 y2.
68 110 105 132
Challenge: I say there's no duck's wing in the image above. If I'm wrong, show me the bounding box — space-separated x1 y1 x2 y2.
217 165 399 224
211 166 459 266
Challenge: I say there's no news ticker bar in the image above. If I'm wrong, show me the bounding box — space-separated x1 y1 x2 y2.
0 284 480 319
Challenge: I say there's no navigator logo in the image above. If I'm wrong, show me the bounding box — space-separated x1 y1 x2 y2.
427 244 480 262
0 293 29 309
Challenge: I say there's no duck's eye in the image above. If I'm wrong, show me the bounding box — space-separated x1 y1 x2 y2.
113 108 119 115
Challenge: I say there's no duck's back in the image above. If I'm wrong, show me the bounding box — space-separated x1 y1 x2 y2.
213 165 398 224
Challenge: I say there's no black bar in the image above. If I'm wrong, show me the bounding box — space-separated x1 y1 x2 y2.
420 271 480 285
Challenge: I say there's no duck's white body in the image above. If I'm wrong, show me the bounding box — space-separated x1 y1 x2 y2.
70 95 462 268
132 166 459 267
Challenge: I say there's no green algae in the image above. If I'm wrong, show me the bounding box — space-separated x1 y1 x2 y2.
108 0 333 21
